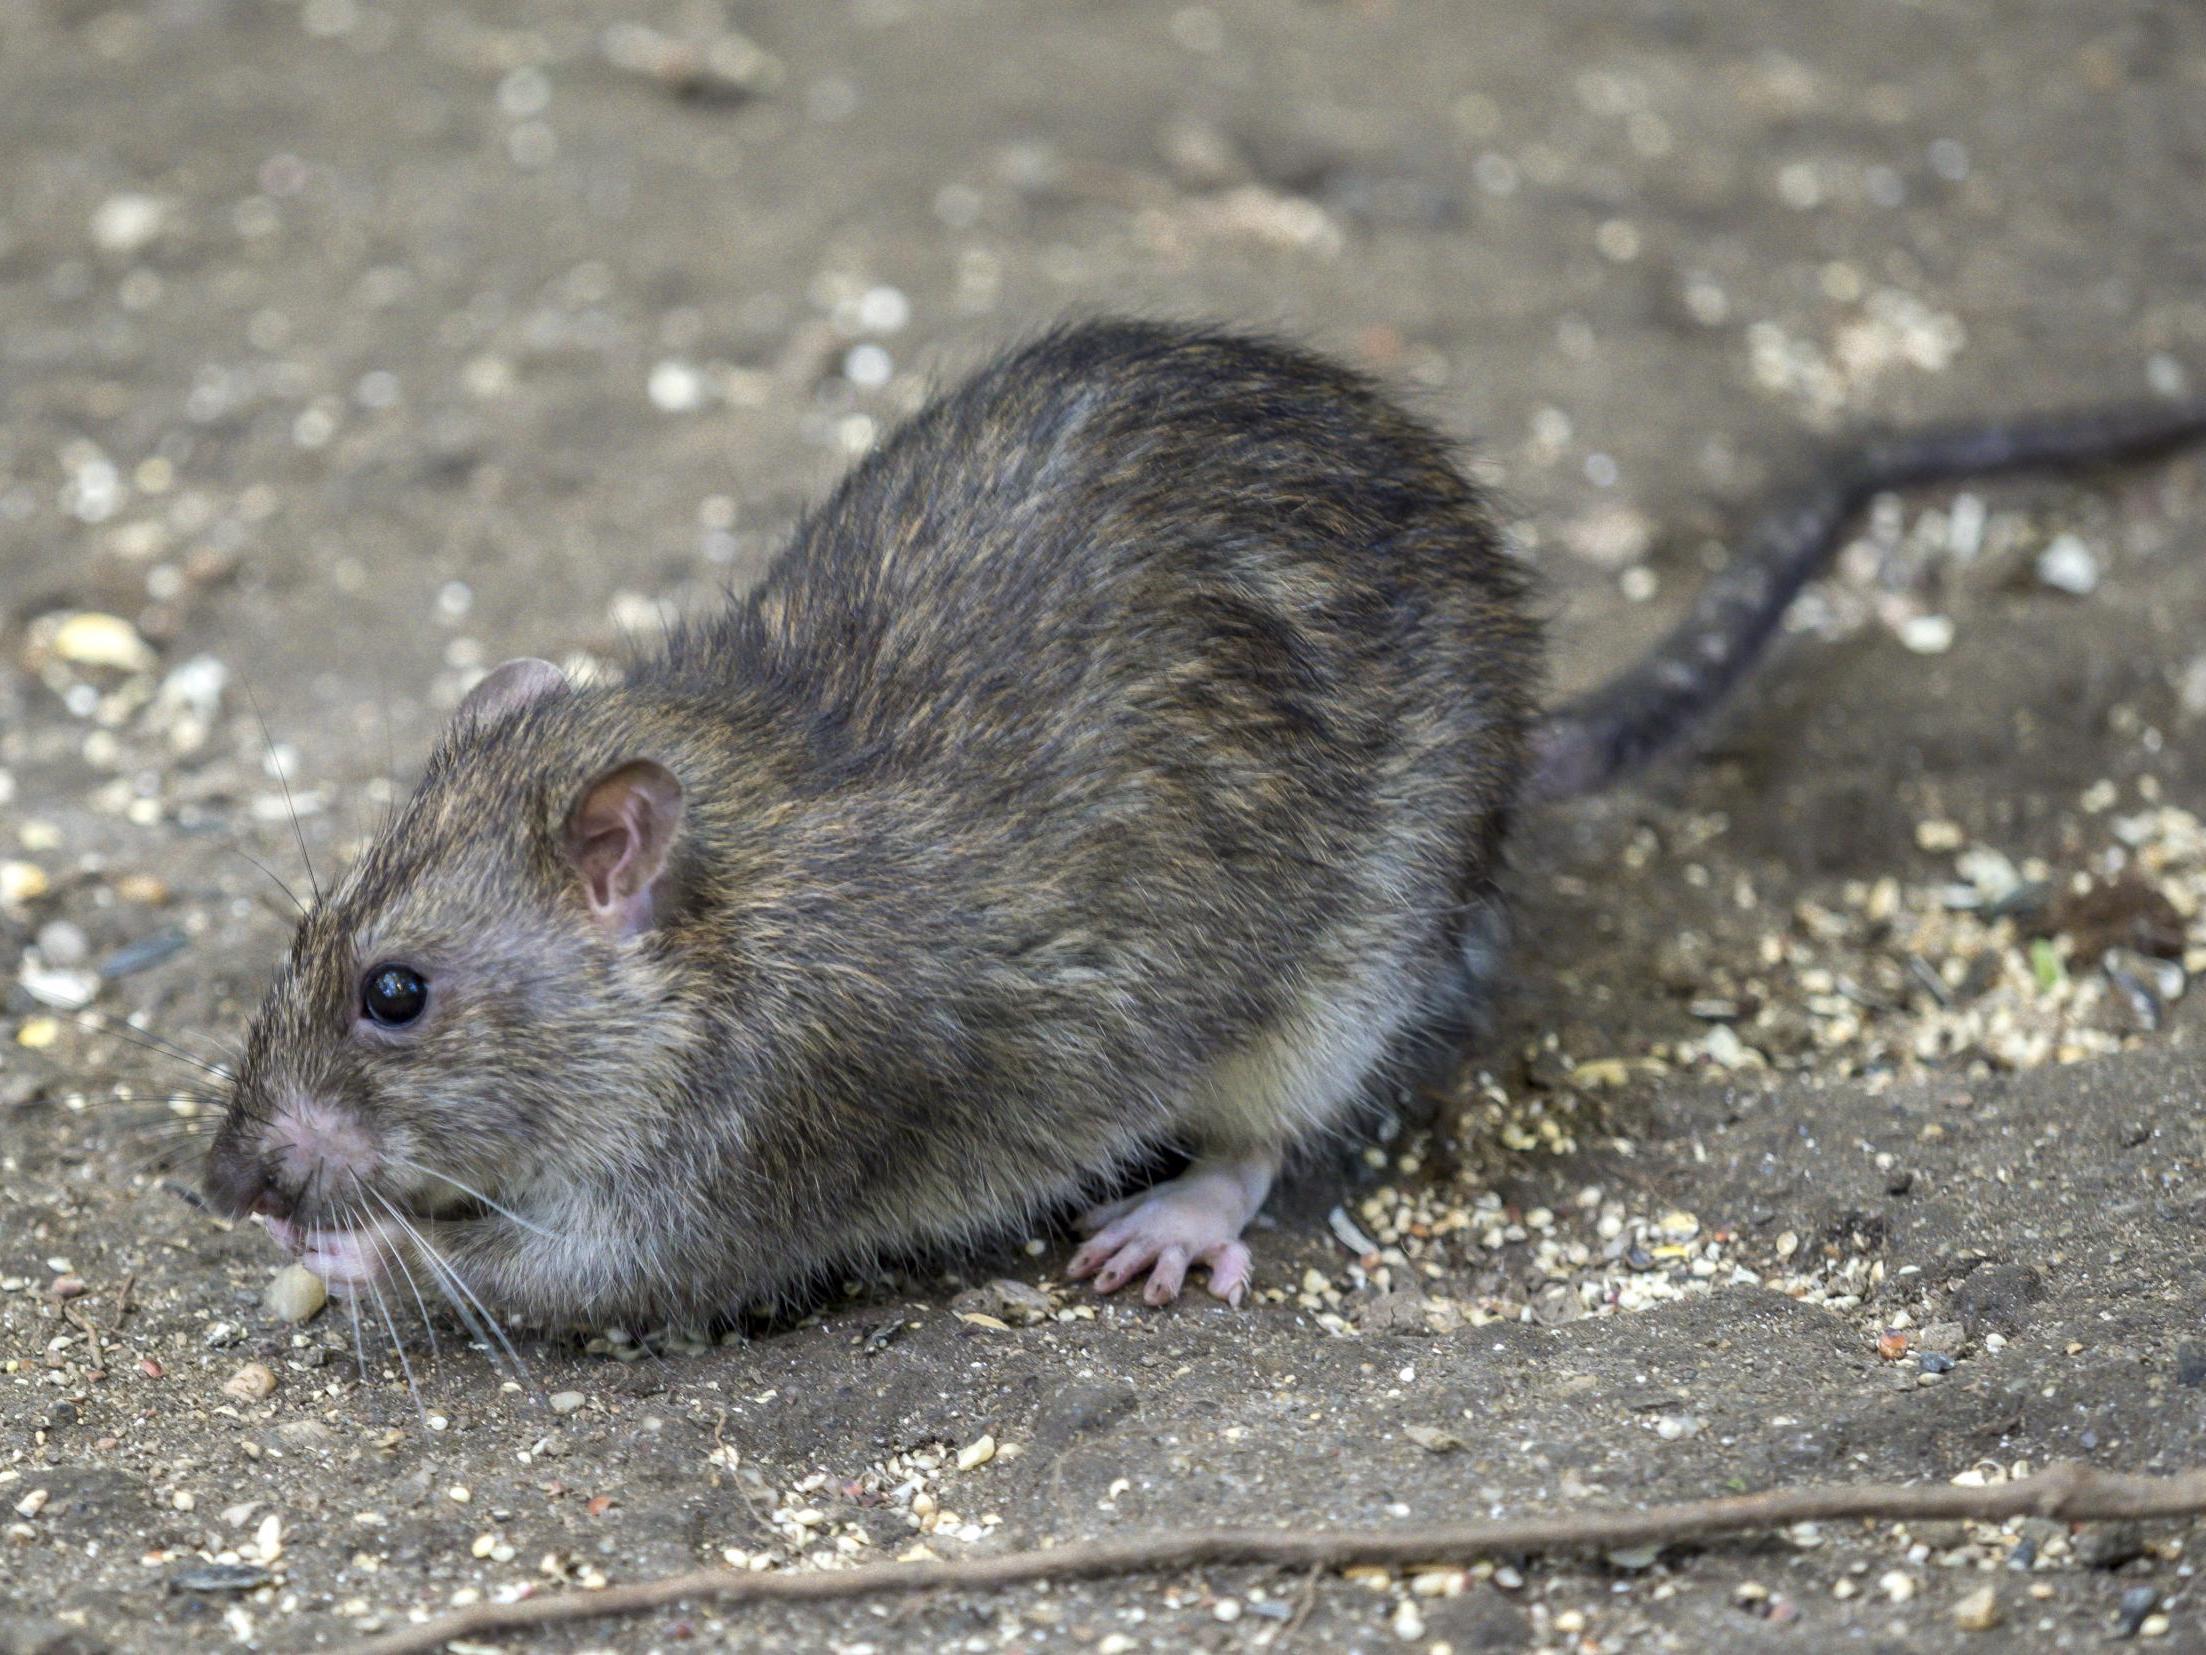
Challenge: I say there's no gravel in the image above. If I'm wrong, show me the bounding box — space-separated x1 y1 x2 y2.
3 2 2204 1650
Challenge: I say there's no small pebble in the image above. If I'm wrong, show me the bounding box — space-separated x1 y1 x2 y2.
1919 1351 1954 1374
2079 1521 2146 1571
48 610 158 672
167 1562 269 1595
549 1390 586 1415
34 921 89 968
2118 1585 2160 1638
2174 1341 2206 1386
114 872 170 904
2036 533 2100 596
91 194 167 254
1899 614 1955 655
648 359 707 412
222 1362 277 1401
955 1433 997 1470
0 861 50 909
101 927 189 979
264 1264 328 1324
1952 1584 2003 1631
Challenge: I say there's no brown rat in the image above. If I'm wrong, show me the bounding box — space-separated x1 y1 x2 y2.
203 320 2206 1330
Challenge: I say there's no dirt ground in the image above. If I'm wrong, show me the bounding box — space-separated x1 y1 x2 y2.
5 2 2206 1650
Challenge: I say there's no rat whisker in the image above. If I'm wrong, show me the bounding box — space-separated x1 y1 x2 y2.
381 1229 444 1375
244 676 322 907
117 1140 207 1180
54 1012 234 1083
350 1171 442 1374
344 1281 371 1389
360 1227 429 1425
371 1190 537 1398
384 1156 561 1242
229 844 308 917
62 1086 221 1105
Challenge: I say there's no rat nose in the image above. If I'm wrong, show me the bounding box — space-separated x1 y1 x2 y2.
204 1137 299 1224
250 1182 297 1224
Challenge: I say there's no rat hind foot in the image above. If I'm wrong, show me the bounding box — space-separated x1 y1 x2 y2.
1068 1149 1279 1307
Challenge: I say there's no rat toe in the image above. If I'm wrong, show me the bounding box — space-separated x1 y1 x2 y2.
1093 1236 1163 1293
1143 1246 1191 1304
1200 1241 1252 1306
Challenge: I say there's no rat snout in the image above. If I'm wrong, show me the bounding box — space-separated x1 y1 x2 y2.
204 1133 288 1222
207 1093 387 1227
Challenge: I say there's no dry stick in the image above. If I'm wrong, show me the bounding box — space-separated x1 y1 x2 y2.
355 1460 2206 1655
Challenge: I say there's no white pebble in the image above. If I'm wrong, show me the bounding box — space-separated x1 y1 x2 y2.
844 343 893 388
954 1434 996 1470
1899 614 1955 655
1946 493 1986 558
91 193 167 254
2036 533 2099 595
264 1264 328 1324
648 359 707 413
34 921 89 968
855 285 910 334
50 611 156 673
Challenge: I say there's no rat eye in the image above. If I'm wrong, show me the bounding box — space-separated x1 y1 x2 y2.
362 963 428 1027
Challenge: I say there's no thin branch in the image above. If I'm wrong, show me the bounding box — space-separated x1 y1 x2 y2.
355 1460 2206 1655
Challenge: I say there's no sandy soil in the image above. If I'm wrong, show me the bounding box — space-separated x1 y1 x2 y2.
4 2 2206 1650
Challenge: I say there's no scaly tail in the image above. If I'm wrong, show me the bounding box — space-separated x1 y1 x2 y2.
1528 393 2206 801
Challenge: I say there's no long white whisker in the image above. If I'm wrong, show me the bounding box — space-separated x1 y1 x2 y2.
385 1156 561 1242
350 1172 442 1375
381 1224 444 1373
360 1226 428 1426
371 1190 538 1399
344 1284 370 1388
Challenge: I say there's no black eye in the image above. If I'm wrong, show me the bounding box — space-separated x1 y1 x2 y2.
362 964 428 1027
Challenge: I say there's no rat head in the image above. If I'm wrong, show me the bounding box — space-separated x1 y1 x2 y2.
204 659 696 1283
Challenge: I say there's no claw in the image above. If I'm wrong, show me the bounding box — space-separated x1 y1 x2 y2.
1065 1150 1277 1307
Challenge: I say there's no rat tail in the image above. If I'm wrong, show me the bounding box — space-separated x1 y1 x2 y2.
1526 391 2206 802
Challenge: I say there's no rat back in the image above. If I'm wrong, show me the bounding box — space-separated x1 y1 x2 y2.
630 321 1540 1296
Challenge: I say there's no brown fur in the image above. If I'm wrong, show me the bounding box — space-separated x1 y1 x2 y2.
206 320 1539 1328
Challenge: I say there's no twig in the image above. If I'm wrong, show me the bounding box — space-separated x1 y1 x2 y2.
60 1301 103 1366
354 1460 2206 1655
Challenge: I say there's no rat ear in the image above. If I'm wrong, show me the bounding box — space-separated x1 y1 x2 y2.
563 760 684 937
459 658 571 726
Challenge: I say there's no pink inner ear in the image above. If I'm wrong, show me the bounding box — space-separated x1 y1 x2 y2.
565 761 684 937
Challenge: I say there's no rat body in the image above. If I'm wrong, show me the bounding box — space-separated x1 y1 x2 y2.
205 320 2206 1328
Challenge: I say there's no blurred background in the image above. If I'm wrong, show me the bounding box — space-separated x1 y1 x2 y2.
4 0 2201 752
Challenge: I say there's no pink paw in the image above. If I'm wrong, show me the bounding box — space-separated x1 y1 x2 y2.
1066 1176 1257 1307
